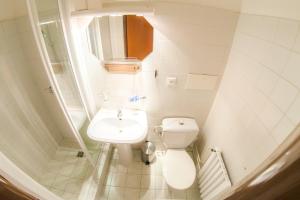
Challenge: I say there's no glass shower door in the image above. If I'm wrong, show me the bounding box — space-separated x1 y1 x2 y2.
33 0 103 163
26 0 108 199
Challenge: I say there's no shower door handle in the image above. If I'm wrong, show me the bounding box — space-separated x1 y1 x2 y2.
44 86 54 94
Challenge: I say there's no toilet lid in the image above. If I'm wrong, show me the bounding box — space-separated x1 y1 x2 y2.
163 149 196 190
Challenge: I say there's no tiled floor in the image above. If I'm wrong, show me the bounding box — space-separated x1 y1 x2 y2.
98 143 200 200
39 144 105 200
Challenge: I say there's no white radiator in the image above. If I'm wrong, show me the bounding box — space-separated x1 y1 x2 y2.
197 149 231 200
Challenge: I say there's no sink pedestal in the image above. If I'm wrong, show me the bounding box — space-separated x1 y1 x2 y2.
116 144 133 166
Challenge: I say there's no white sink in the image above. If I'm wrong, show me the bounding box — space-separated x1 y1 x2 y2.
87 109 148 143
87 108 148 165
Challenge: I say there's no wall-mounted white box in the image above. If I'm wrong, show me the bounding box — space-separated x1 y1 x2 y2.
185 74 218 90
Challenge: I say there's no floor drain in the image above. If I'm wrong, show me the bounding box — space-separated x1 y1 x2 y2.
77 151 84 157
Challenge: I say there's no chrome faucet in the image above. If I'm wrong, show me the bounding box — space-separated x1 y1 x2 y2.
117 109 123 120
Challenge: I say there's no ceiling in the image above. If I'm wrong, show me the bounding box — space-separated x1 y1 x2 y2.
102 0 300 20
101 0 242 12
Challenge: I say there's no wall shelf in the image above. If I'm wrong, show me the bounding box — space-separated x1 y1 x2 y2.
104 63 141 73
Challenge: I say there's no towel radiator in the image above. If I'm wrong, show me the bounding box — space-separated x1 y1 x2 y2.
198 149 232 200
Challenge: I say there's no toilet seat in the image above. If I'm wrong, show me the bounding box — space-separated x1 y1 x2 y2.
163 149 196 190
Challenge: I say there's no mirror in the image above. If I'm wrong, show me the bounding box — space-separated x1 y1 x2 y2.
87 15 153 63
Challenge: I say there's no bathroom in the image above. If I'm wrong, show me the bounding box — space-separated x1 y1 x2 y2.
0 0 300 199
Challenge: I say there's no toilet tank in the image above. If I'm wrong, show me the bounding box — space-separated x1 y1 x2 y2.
162 118 199 148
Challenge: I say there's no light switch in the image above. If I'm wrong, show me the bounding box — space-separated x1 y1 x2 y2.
166 77 177 87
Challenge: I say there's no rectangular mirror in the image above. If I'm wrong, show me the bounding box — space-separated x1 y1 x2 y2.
86 15 153 72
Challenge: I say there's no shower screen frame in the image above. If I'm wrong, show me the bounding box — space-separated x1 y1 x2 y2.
26 0 95 167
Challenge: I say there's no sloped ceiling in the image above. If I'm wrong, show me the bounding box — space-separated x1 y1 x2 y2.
102 0 242 12
242 0 300 20
101 0 300 20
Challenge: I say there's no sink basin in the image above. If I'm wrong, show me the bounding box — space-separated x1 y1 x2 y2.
87 109 148 144
87 108 148 165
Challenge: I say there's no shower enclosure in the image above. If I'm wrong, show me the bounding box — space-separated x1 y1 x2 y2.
0 0 111 200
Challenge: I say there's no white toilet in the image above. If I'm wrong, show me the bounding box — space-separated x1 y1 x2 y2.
161 118 199 190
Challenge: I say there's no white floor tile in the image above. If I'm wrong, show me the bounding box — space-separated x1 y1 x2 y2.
39 172 57 187
64 178 83 194
71 162 91 179
52 176 69 191
111 173 127 187
59 163 76 176
142 164 156 175
39 145 110 200
117 163 128 173
139 189 155 200
108 160 118 173
61 192 78 200
125 174 142 188
154 176 168 189
155 189 172 199
104 173 113 186
127 162 143 174
49 187 64 196
98 186 110 200
108 186 125 200
141 175 156 189
171 189 187 199
124 188 140 200
186 189 200 200
104 142 200 200
133 150 142 162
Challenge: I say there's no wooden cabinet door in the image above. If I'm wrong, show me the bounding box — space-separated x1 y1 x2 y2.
125 15 153 60
0 176 38 200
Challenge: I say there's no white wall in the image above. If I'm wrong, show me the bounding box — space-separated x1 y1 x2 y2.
242 0 300 21
201 13 300 184
101 2 238 130
72 0 103 11
0 0 27 21
84 50 108 112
